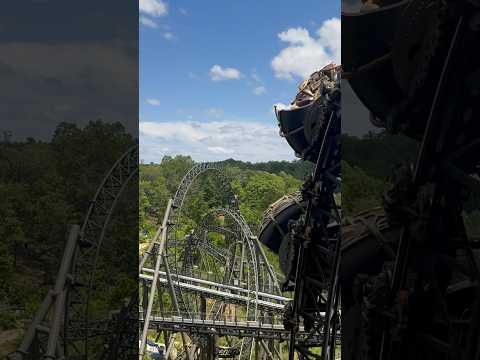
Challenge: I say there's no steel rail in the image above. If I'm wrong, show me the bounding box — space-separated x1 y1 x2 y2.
140 268 290 302
139 274 286 311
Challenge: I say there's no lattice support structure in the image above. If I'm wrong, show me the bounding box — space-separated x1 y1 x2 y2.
140 163 292 360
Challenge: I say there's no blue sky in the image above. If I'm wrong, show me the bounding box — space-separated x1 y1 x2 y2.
139 0 340 163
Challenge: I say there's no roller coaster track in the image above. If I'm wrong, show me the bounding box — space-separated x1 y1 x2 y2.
139 272 288 312
9 156 322 360
139 162 293 360
140 314 325 345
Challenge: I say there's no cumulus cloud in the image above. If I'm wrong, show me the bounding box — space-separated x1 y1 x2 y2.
139 0 168 17
271 17 340 80
139 120 295 162
253 86 267 95
207 146 234 154
140 15 158 28
146 98 161 106
209 65 242 81
163 32 173 40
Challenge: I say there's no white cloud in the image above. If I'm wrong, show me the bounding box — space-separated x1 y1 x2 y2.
271 17 340 80
146 98 161 106
253 86 267 95
140 15 158 28
207 146 234 154
209 65 242 81
163 32 173 40
179 8 187 15
279 27 312 44
139 120 295 162
139 0 168 17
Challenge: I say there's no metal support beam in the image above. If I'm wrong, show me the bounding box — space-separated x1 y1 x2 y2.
259 339 274 360
250 235 282 295
11 225 80 360
163 253 193 360
139 199 173 360
165 336 176 359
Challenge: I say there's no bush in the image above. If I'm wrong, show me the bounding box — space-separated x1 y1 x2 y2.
0 309 17 330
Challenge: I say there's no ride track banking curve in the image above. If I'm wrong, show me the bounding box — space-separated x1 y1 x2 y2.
8 149 328 360
139 162 299 360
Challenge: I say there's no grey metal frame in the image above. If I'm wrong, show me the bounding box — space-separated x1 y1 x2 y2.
139 163 291 360
67 146 138 358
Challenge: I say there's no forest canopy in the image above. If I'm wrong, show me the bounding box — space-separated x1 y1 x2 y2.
0 121 137 353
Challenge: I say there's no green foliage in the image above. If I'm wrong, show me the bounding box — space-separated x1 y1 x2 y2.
342 131 418 179
0 309 17 330
342 160 388 217
232 170 302 229
220 158 313 180
0 121 136 331
341 131 419 216
139 159 303 236
139 157 304 283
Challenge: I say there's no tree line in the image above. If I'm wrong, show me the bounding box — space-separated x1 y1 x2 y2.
0 121 136 345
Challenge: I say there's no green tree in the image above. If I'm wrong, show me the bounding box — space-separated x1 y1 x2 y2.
342 160 388 216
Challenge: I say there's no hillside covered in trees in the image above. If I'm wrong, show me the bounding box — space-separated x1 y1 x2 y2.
141 129 480 247
139 131 418 241
138 132 411 281
0 121 137 355
342 131 418 215
139 157 310 240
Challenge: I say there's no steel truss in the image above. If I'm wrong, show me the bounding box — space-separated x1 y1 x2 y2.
141 314 324 344
280 81 341 360
139 163 292 360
